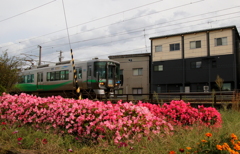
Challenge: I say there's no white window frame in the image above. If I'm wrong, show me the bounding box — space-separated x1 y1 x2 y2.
154 65 163 71
215 37 227 46
132 88 142 94
190 40 201 49
155 45 162 52
133 68 143 76
191 61 202 69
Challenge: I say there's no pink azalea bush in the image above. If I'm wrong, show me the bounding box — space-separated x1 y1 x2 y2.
0 93 173 144
0 93 222 145
138 100 222 127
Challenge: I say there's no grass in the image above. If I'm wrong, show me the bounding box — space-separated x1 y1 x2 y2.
1 109 240 154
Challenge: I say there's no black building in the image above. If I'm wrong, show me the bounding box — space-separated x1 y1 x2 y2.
150 25 240 93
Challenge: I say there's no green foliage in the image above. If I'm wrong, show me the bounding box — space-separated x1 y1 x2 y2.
0 84 6 95
215 75 224 91
0 50 24 92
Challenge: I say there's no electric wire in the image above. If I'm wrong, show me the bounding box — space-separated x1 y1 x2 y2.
0 0 202 49
0 0 57 23
8 5 240 52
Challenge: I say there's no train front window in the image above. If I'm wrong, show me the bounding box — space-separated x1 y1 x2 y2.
94 62 106 78
94 61 120 79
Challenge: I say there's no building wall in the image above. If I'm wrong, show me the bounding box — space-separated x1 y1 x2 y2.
152 36 182 61
184 32 208 58
109 54 150 94
209 28 233 56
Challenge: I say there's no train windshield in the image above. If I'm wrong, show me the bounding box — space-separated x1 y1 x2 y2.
94 61 120 79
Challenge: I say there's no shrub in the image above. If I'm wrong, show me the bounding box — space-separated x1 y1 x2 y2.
137 100 222 127
0 93 173 145
0 84 6 96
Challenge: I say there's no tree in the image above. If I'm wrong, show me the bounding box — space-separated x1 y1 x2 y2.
0 50 25 93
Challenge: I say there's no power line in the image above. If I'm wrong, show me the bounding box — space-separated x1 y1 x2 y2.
0 0 166 48
0 0 57 23
38 12 240 49
3 3 238 51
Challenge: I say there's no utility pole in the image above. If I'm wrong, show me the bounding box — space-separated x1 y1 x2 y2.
38 45 42 66
58 50 63 62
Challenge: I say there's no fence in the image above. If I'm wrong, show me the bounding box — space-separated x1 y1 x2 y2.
107 91 237 108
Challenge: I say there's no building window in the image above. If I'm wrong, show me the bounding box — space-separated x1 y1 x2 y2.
191 61 202 68
222 83 231 91
155 45 162 52
120 69 123 75
215 37 227 46
170 43 180 51
154 65 163 71
190 40 201 49
133 68 142 76
115 88 123 94
132 88 142 94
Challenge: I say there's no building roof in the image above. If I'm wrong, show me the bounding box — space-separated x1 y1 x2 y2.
149 25 239 40
108 53 151 59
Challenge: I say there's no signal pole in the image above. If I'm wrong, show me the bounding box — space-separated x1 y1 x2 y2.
38 45 42 66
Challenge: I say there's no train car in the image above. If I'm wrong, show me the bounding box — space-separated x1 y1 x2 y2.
15 58 122 99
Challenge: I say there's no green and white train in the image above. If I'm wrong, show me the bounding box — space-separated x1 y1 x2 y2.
16 58 122 98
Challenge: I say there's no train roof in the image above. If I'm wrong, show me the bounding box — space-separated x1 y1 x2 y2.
22 58 120 72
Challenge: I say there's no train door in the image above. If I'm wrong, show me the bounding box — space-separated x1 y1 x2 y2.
87 65 92 88
37 72 43 90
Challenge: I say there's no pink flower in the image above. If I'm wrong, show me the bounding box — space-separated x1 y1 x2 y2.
68 149 73 152
17 137 22 141
1 122 7 125
42 139 48 144
118 142 128 148
12 130 18 134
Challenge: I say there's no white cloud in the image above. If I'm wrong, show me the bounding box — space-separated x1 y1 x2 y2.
0 0 240 66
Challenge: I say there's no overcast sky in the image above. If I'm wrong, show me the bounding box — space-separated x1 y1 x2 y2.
0 0 239 66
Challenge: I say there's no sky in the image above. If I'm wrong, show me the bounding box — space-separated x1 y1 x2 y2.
0 0 239 67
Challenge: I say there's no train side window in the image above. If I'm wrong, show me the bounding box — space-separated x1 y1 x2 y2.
60 71 65 80
46 70 69 81
24 76 28 83
26 74 34 83
37 73 43 82
76 68 82 79
18 76 24 83
65 70 69 80
87 66 92 76
55 71 60 80
31 74 34 82
50 72 55 81
47 72 50 81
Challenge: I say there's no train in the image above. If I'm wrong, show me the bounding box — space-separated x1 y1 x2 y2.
15 58 122 99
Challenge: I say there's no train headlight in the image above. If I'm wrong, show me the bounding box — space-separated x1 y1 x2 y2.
99 82 105 86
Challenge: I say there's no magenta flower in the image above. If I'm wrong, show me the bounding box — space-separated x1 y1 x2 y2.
1 122 6 125
42 139 48 144
17 137 22 141
118 142 128 148
68 149 73 152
